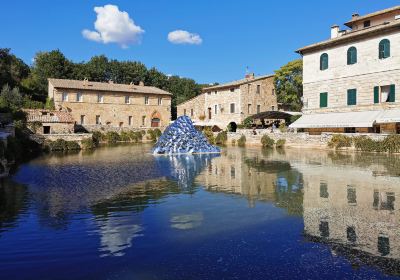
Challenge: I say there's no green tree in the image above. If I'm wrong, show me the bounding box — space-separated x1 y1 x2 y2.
0 85 23 112
274 59 303 111
0 48 30 89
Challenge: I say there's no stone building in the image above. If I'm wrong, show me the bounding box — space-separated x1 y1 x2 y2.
292 6 400 134
177 73 277 130
48 78 172 130
25 109 75 134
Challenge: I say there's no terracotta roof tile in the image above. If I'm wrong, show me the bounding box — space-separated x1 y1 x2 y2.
24 109 75 123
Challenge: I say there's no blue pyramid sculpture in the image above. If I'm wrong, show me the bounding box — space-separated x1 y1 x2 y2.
153 116 221 154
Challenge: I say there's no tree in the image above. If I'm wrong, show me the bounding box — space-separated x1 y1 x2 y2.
274 59 303 111
0 85 23 112
0 48 30 89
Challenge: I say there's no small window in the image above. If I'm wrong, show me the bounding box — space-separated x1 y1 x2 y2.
320 53 329 70
62 92 68 102
378 85 396 103
257 105 261 113
347 226 357 243
97 94 103 103
158 97 162 105
214 91 217 95
364 20 371 28
256 85 261 94
347 47 357 65
379 39 390 59
347 89 357 105
320 92 328 108
319 221 329 238
190 109 193 117
347 186 357 204
230 88 235 92
183 109 187 116
271 106 275 111
145 96 149 105
378 236 390 256
76 92 83 102
230 166 235 179
320 182 328 198
214 105 218 115
80 115 85 125
128 116 132 126
125 96 130 104
248 104 252 114
95 115 101 125
230 103 235 113
142 116 146 126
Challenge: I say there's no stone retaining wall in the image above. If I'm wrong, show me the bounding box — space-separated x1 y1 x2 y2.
41 133 93 143
227 129 392 149
81 125 164 133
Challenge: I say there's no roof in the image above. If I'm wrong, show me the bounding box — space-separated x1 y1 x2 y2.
48 78 172 96
202 74 274 91
24 109 75 123
344 6 400 27
250 111 301 120
177 93 205 106
289 110 383 128
297 20 400 54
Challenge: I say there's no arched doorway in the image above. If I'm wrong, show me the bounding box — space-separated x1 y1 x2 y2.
228 122 237 132
151 111 161 127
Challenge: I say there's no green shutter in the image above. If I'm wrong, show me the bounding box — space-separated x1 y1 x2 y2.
374 86 379 103
389 84 396 102
379 39 390 59
347 89 357 105
385 41 391 58
320 92 328 108
379 42 384 59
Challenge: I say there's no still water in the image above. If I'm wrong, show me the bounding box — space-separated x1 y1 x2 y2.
1 144 400 279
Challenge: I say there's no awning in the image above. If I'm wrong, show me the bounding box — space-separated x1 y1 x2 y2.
289 110 383 128
376 109 400 123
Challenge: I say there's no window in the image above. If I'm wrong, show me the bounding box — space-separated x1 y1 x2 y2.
364 20 371 28
257 105 261 113
320 182 328 198
347 226 357 243
248 104 252 114
347 47 357 65
256 85 261 94
271 106 275 111
230 166 235 179
214 105 218 115
230 103 235 113
183 109 187 116
125 96 130 104
373 191 395 210
76 92 83 102
62 92 68 102
230 88 235 92
190 109 193 117
97 94 103 103
320 92 328 108
128 116 132 126
319 221 329 238
142 116 146 126
80 115 85 125
379 39 390 59
375 85 395 103
320 53 329 70
347 89 357 105
158 97 162 105
95 115 101 125
214 91 217 95
347 186 357 204
145 96 149 105
378 236 390 256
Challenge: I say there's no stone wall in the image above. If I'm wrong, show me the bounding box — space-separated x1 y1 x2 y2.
81 124 164 133
41 133 93 143
177 94 205 121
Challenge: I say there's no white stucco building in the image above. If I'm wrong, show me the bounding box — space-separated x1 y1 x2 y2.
291 6 400 134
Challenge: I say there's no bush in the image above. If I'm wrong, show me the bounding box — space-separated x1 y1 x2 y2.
242 117 253 129
120 131 131 142
147 129 159 142
328 134 353 150
81 138 95 150
92 131 104 145
154 128 162 138
276 139 286 148
279 123 287 133
215 131 227 145
48 139 68 151
382 135 400 153
128 130 143 142
353 135 400 153
237 135 246 147
66 141 81 150
261 135 275 148
203 128 215 144
105 131 120 144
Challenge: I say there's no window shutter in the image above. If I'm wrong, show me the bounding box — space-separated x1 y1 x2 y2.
389 84 395 102
374 86 379 104
347 50 351 65
379 42 384 59
385 41 390 58
320 92 327 108
347 89 357 105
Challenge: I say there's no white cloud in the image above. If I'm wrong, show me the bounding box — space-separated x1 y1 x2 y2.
82 4 144 48
167 30 202 45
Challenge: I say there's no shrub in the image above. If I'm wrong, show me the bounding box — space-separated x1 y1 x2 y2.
328 134 353 150
353 136 381 152
48 139 68 151
92 131 104 145
199 114 206 121
279 123 287 133
242 117 253 129
231 139 236 146
66 141 81 150
128 130 143 142
382 135 400 153
215 131 227 145
147 129 158 142
276 139 286 148
154 128 162 138
261 135 275 148
81 138 95 150
120 131 131 142
105 131 120 144
237 135 246 147
203 128 215 144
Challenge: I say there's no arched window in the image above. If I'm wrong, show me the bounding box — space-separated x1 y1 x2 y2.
320 53 329 70
347 47 357 65
379 39 390 59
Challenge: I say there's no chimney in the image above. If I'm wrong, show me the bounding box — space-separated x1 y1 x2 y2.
331 25 340 39
139 81 145 86
245 73 255 80
352 13 359 19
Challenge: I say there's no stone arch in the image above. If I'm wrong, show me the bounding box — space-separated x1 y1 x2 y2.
151 111 161 127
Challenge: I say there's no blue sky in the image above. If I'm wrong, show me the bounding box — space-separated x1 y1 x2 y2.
2 0 399 84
